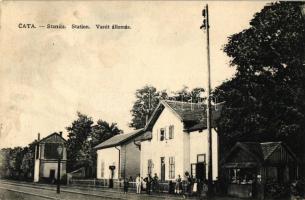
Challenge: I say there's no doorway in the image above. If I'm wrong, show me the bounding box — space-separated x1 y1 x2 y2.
49 169 55 183
196 163 206 181
160 157 165 181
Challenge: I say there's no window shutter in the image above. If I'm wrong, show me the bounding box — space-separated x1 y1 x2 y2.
169 125 174 139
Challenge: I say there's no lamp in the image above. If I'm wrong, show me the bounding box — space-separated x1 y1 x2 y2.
57 145 63 158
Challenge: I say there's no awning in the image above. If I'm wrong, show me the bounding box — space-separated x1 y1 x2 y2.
223 162 258 168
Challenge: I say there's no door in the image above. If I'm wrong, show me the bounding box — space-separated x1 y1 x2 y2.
196 163 206 181
49 169 55 182
160 157 165 181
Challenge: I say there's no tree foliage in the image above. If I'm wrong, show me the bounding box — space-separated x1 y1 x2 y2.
66 112 122 175
0 142 36 180
129 86 165 129
129 85 205 129
91 120 122 147
66 112 94 170
215 2 305 159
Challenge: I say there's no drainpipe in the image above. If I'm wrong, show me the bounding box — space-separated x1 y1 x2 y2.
115 146 121 179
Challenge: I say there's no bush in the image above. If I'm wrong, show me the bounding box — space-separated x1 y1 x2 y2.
291 180 305 197
265 181 290 199
61 174 67 185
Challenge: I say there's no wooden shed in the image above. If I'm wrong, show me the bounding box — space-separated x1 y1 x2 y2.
222 142 299 198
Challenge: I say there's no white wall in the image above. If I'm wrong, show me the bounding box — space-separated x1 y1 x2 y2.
141 106 219 181
40 162 66 179
34 144 40 182
189 129 218 180
96 147 120 179
141 107 185 181
34 159 40 182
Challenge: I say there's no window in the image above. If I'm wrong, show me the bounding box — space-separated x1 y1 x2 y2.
160 128 165 141
169 157 175 179
148 159 153 175
229 168 256 184
169 125 174 139
44 143 63 159
197 154 206 163
101 161 105 178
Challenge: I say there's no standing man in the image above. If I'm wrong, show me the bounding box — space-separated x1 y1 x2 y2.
123 177 129 194
153 173 159 193
136 174 141 194
146 174 152 195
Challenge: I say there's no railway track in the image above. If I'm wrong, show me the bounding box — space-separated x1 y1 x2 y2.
0 180 185 200
0 186 59 199
0 180 125 200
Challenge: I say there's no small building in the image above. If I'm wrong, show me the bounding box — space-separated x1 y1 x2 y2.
139 100 222 182
34 132 67 183
222 142 299 198
94 129 144 181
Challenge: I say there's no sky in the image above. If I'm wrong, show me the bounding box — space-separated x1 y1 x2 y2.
0 1 270 148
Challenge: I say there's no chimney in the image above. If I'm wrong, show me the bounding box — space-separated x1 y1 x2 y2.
59 131 62 137
38 133 40 141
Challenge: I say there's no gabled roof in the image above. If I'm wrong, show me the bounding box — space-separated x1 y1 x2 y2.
164 101 206 122
38 132 66 144
94 129 144 150
144 100 224 132
239 142 279 162
223 141 299 167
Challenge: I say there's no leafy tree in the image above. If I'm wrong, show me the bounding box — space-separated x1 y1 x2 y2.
0 148 10 177
66 112 94 171
91 120 122 147
129 86 165 129
0 147 24 179
0 143 36 180
20 148 33 178
20 141 36 179
172 86 205 103
215 2 305 163
129 85 205 129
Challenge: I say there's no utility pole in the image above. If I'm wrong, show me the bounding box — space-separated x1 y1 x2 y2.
56 145 63 194
201 4 213 196
146 90 151 125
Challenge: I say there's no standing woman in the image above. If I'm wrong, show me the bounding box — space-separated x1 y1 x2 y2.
175 175 182 194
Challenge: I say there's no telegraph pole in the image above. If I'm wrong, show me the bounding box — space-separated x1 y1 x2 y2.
201 4 213 196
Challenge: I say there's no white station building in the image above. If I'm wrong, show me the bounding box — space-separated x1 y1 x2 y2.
138 100 222 181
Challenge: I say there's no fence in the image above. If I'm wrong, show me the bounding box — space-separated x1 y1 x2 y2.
69 179 134 190
69 178 175 193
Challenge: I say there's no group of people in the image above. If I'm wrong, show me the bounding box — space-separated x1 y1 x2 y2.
123 173 208 197
123 173 160 194
175 174 208 197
